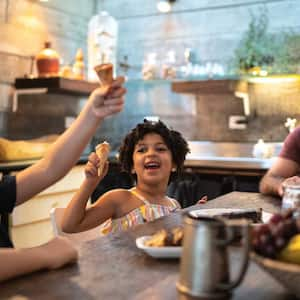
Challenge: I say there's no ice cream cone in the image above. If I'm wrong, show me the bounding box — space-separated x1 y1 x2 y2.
95 141 110 176
94 63 113 86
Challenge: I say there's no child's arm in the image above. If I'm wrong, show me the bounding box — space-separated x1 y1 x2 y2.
61 152 117 233
0 236 78 282
15 77 126 206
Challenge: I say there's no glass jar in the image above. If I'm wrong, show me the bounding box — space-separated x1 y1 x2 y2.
282 182 300 210
87 11 118 82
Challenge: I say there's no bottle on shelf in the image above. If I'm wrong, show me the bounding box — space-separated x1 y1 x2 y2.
35 41 60 77
72 48 85 80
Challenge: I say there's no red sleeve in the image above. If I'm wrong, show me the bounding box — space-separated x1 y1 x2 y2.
279 127 300 165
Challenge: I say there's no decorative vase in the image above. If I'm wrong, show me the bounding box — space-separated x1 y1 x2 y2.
36 41 60 77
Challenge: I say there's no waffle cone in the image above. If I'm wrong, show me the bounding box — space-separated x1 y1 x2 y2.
95 141 110 176
94 63 113 86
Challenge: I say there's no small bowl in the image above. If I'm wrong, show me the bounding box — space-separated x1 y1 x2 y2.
251 252 300 297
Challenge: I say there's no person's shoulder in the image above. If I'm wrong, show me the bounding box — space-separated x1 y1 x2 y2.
283 127 300 148
105 188 131 196
278 128 300 163
285 126 300 140
101 188 132 204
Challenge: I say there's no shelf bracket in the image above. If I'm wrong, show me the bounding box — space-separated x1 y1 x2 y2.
12 88 48 112
234 91 250 117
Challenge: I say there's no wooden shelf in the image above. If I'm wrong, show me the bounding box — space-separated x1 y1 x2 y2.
14 77 99 96
171 79 247 94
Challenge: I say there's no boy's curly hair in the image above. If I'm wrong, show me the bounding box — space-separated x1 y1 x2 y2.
119 120 190 178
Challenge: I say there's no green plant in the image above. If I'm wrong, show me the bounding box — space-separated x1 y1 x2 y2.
235 9 300 75
235 10 277 72
272 33 300 73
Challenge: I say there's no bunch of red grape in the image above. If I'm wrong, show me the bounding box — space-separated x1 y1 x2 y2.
252 209 300 258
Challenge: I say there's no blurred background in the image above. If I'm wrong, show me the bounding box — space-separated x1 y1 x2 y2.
2 0 300 247
0 0 299 145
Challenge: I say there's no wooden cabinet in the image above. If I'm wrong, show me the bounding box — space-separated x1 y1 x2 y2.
10 165 86 248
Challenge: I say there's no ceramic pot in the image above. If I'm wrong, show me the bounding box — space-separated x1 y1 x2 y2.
36 41 60 77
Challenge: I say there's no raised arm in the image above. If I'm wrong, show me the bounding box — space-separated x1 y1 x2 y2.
259 157 300 196
61 152 119 233
15 77 126 206
0 236 78 282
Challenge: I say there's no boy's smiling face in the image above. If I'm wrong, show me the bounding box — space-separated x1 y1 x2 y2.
132 133 175 185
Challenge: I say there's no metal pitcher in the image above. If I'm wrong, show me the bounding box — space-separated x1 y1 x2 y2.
177 213 250 299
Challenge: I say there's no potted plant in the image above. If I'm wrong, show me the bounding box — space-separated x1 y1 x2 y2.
234 11 276 75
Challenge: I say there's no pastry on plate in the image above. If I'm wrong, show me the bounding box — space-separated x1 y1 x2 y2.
144 227 183 247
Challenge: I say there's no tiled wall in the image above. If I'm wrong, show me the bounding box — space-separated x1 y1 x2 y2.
0 0 95 138
94 0 300 144
0 0 300 148
92 80 197 150
98 0 300 77
92 78 300 147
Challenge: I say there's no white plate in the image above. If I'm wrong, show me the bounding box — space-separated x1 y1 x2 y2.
189 208 253 218
136 236 182 258
189 208 273 224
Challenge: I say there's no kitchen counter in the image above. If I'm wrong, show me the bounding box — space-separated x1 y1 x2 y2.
0 142 281 174
185 141 281 171
185 154 275 170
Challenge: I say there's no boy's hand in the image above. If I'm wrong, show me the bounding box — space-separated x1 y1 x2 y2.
89 76 126 119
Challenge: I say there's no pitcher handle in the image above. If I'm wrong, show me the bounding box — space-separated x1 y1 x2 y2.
218 219 250 291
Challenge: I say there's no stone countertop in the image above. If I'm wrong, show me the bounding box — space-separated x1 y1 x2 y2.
0 139 283 173
185 155 275 170
0 145 277 174
184 141 282 171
